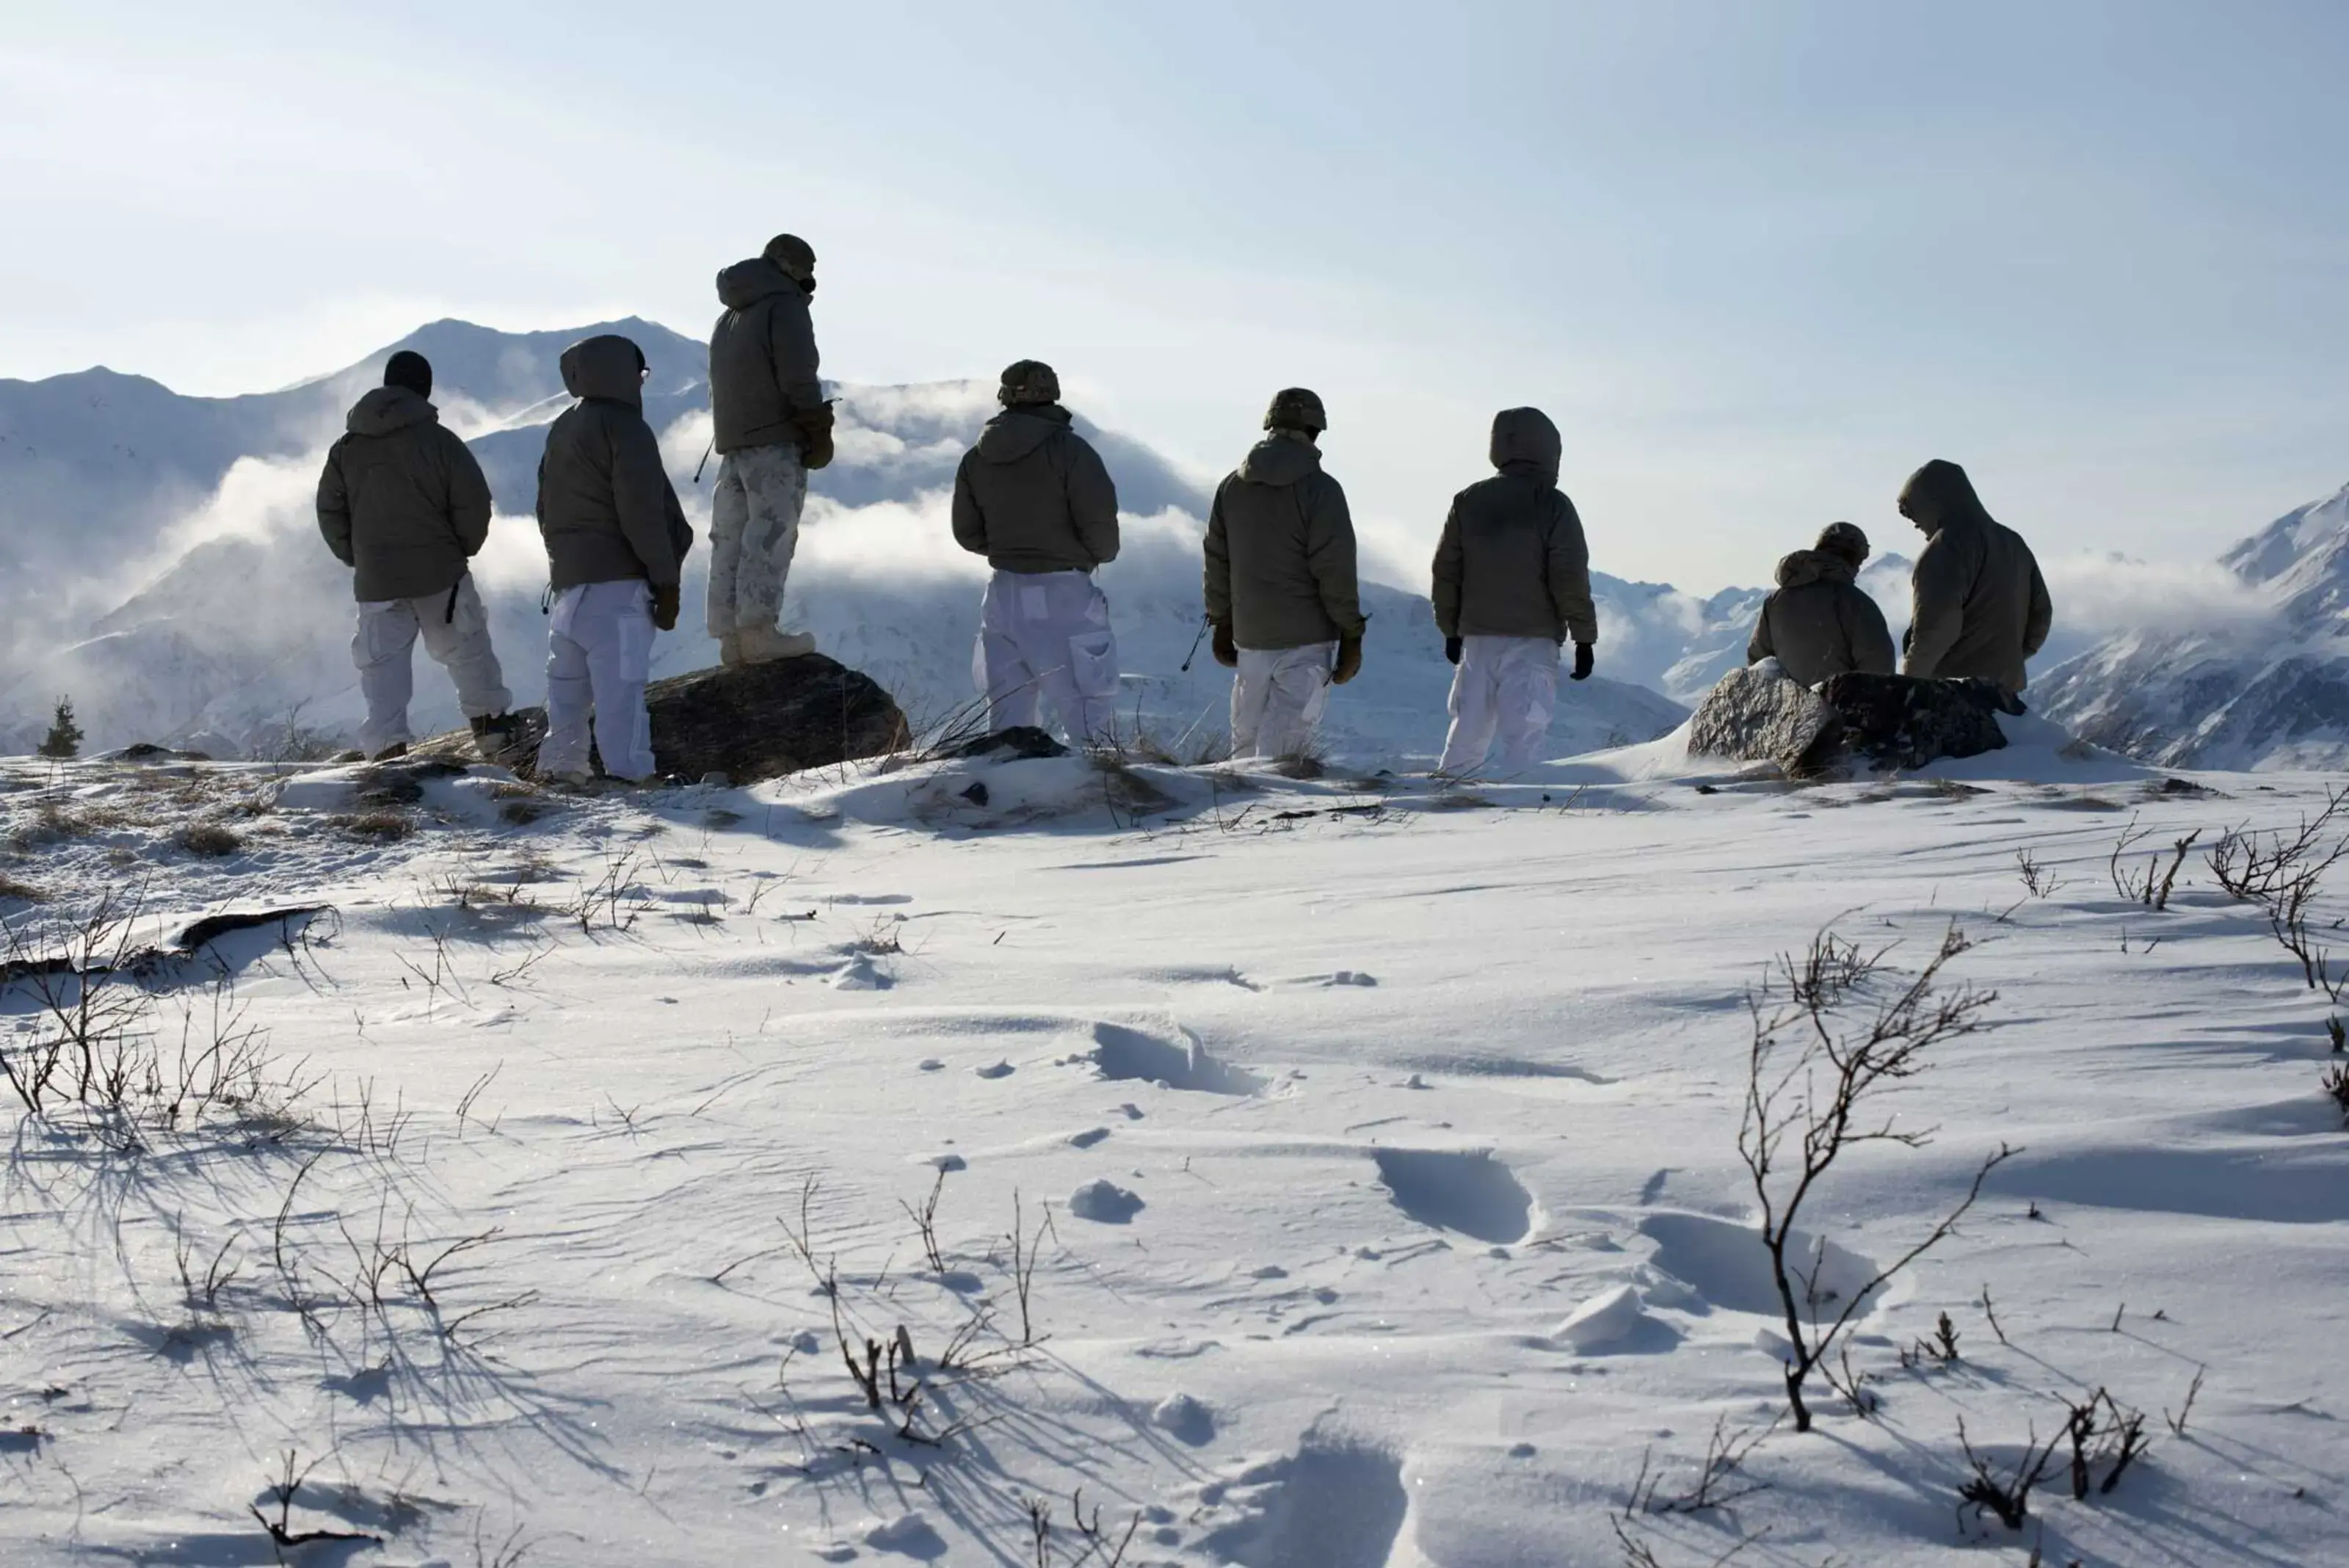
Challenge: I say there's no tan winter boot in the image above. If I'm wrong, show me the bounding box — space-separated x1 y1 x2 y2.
719 633 746 668
735 625 817 664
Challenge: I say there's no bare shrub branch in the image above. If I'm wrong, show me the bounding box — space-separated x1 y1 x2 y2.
1738 923 2011 1433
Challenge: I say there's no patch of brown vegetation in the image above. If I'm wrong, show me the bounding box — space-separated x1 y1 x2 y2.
175 823 245 857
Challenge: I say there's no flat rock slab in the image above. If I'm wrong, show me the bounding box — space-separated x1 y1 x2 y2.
1689 664 2022 774
414 653 910 783
1686 664 1845 774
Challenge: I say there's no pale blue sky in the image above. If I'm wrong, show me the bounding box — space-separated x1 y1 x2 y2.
5 1 2345 589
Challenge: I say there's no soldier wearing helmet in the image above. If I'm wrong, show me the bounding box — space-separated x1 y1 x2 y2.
1746 521 1897 687
1202 388 1366 761
951 359 1124 741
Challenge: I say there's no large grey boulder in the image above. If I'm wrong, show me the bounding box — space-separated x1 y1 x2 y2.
415 653 910 783
1688 664 2022 774
1686 663 1845 774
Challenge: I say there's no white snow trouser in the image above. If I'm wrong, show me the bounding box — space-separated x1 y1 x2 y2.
973 570 1120 742
1230 643 1336 760
352 575 512 758
708 441 807 638
1438 635 1561 774
540 581 658 782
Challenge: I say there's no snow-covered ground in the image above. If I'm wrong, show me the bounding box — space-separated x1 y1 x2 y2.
4 727 2347 1567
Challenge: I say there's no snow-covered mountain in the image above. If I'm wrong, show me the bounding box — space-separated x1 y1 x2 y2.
2034 482 2349 770
0 322 1688 764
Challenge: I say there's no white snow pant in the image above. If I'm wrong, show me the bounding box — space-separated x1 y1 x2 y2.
352 576 511 758
974 570 1120 742
1439 635 1561 774
1230 643 1336 760
708 440 807 637
540 581 658 782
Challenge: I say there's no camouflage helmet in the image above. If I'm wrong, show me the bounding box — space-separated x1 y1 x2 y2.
1815 521 1870 567
1263 387 1326 435
762 233 817 283
998 359 1061 407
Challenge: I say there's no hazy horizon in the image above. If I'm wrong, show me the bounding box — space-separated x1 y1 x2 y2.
7 1 2348 592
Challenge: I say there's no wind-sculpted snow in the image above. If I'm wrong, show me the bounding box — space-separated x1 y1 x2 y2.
4 744 2349 1563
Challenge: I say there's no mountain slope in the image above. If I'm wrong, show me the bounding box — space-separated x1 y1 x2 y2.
0 324 1682 763
2035 482 2349 769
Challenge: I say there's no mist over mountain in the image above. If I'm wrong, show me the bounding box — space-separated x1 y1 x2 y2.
0 320 1685 764
10 316 2315 769
2033 482 2349 769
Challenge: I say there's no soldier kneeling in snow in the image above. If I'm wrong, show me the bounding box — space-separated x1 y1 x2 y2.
1429 407 1598 775
1746 522 1896 688
316 350 526 763
951 360 1123 743
531 335 695 785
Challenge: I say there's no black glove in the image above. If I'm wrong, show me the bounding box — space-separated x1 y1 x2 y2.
791 403 836 471
650 583 680 632
1571 642 1594 681
1444 636 1462 666
1212 622 1238 668
1332 634 1363 686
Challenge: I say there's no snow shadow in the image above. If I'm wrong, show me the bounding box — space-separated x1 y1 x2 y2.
1637 1211 1881 1318
1 906 331 1012
1372 1149 1535 1245
1199 1438 1411 1568
1088 1022 1262 1095
1993 1141 2349 1224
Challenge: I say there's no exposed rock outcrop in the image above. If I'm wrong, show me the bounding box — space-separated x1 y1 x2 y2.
414 653 909 783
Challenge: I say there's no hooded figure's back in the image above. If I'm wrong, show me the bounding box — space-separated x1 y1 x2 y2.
1430 407 1597 646
1203 438 1365 650
1748 550 1896 686
535 335 694 591
708 258 822 454
1899 460 2052 692
317 385 493 602
950 406 1120 573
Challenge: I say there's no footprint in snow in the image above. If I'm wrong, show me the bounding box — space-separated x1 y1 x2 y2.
1372 1148 1535 1246
1152 1392 1216 1445
863 1513 946 1558
829 955 890 990
973 1060 1014 1080
1068 1128 1111 1149
1070 1179 1144 1223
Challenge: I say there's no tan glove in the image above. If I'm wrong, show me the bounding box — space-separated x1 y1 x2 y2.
1332 634 1363 686
1212 622 1238 668
650 583 680 632
791 403 836 471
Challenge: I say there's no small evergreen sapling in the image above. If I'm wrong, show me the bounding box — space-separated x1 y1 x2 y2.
37 697 82 761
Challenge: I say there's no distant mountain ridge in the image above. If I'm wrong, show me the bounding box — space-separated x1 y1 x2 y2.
0 320 1684 763
14 316 2333 770
2035 482 2349 770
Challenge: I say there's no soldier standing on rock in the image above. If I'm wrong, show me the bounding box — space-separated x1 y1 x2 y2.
1746 522 1895 688
531 334 695 785
708 233 831 666
1202 388 1366 762
316 349 526 764
1429 407 1597 774
951 360 1124 742
1898 459 2053 697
